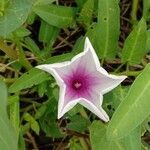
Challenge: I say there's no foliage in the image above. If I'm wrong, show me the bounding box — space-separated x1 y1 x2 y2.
0 0 150 149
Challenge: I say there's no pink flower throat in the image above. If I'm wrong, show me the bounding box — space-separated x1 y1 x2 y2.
72 80 82 90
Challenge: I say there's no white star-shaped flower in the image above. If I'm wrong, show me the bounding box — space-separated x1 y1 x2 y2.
36 37 126 122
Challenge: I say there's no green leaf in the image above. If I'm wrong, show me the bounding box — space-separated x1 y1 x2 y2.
39 20 60 45
78 0 94 29
26 11 36 25
23 113 40 135
9 68 51 93
146 30 150 52
24 37 42 59
95 0 120 59
37 81 48 97
142 116 150 133
18 132 26 150
35 104 47 119
0 0 32 37
31 120 40 135
122 18 147 65
103 86 129 117
39 99 63 138
13 27 31 38
69 138 83 150
9 95 20 138
90 121 141 150
0 0 9 15
107 64 150 139
34 0 55 5
33 4 76 28
143 0 150 21
67 115 90 132
141 145 149 150
0 80 17 150
75 0 87 8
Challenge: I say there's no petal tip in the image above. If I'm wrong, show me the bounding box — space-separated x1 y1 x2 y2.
57 112 63 119
119 75 128 82
104 116 109 122
35 65 45 70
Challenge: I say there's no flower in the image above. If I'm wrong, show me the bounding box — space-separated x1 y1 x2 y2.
36 37 126 122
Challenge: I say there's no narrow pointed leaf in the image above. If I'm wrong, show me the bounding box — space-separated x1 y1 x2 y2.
146 30 150 52
107 63 150 139
122 18 147 65
0 80 17 150
9 68 51 93
9 95 20 138
90 121 141 150
143 0 150 21
33 4 76 28
39 20 60 45
78 0 94 29
95 0 120 59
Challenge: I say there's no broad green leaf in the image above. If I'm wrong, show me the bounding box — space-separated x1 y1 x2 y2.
107 64 150 139
0 0 32 37
0 80 17 150
34 0 55 5
33 4 76 28
9 95 20 138
90 121 141 150
78 0 94 29
9 68 51 93
39 20 60 45
18 132 26 150
95 0 120 59
146 30 150 52
122 18 147 65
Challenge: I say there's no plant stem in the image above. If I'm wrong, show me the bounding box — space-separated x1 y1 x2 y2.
114 63 124 73
79 137 90 150
0 75 17 83
131 0 139 25
20 102 41 112
0 39 18 59
26 132 39 150
80 107 89 119
119 70 142 76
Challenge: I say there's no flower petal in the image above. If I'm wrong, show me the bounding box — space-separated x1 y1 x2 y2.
79 96 109 122
97 73 127 94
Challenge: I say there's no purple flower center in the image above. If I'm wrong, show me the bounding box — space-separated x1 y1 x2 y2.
61 66 100 99
72 80 82 90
